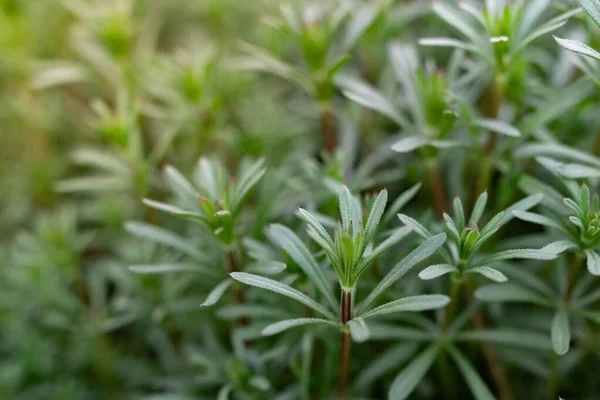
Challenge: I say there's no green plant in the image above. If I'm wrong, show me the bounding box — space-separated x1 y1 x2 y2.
6 0 600 399
231 185 449 396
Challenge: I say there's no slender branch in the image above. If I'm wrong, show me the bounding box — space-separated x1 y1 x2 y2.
320 105 337 154
482 78 504 155
427 158 448 218
547 353 559 400
226 248 248 326
477 78 504 197
593 125 600 156
472 309 513 400
443 275 461 328
466 280 513 400
337 290 352 397
566 251 584 301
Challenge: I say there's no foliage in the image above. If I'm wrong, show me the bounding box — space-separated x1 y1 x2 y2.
4 0 600 399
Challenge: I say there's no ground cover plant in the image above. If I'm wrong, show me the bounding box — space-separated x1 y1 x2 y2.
3 0 600 398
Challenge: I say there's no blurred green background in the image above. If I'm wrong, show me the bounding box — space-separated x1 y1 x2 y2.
2 0 599 399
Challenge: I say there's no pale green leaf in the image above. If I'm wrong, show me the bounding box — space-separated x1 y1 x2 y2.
230 272 335 319
469 191 488 226
465 266 507 282
298 208 335 251
361 295 450 320
418 264 458 280
554 36 600 60
475 284 549 306
585 250 600 275
348 317 370 343
261 318 339 336
363 189 388 248
359 233 446 312
391 136 428 153
581 0 600 27
447 345 496 400
388 344 438 400
124 221 206 261
551 310 570 355
473 118 521 137
269 224 337 310
200 280 232 307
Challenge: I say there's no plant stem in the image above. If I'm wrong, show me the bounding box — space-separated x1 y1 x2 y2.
437 351 457 400
226 247 248 326
593 125 600 156
547 253 583 398
320 104 337 154
337 290 352 397
565 251 584 301
443 275 461 328
427 158 448 218
547 353 559 400
466 280 513 400
477 78 504 198
472 309 513 400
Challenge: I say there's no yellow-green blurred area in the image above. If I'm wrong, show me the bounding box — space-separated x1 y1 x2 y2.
5 0 599 398
0 0 304 398
0 0 285 234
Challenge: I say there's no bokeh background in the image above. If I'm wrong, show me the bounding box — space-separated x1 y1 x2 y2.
2 0 600 399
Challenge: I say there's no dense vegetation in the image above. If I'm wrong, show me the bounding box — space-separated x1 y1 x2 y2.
3 0 600 398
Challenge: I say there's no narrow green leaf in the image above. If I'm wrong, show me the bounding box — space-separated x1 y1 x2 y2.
512 210 565 231
361 295 450 320
391 136 428 153
447 346 496 400
298 208 335 251
359 233 447 312
388 344 438 400
452 197 465 230
585 250 600 275
124 221 206 261
419 37 477 51
230 272 335 319
551 310 571 355
269 224 337 310
261 318 339 336
383 183 422 223
70 147 130 174
348 317 370 343
465 266 507 282
554 36 600 60
231 158 266 210
355 343 419 389
129 263 216 276
216 305 288 320
337 75 408 126
473 119 521 137
397 213 433 239
142 198 209 224
339 185 355 232
354 226 413 281
363 189 388 248
246 260 287 275
580 0 600 27
201 280 232 307
418 264 458 280
469 191 488 226
456 329 552 351
475 284 549 306
432 2 484 45
515 143 600 169
55 176 130 193
217 384 232 400
164 164 200 207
